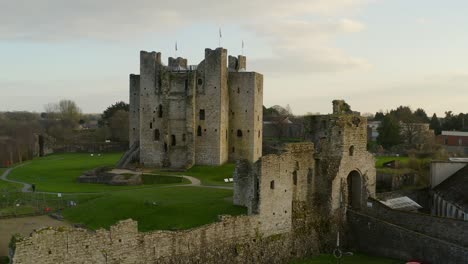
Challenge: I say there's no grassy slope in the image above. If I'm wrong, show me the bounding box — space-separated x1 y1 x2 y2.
153 163 236 186
63 186 246 231
7 153 189 193
0 168 22 191
375 156 410 168
293 253 402 264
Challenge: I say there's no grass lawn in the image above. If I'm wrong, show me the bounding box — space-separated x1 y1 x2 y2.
0 168 22 191
375 156 410 168
292 253 402 264
153 163 236 186
7 153 190 193
62 186 246 231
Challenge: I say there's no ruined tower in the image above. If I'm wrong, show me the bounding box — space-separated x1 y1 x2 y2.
128 48 263 168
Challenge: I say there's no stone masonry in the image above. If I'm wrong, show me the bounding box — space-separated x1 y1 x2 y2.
12 101 376 264
129 48 263 168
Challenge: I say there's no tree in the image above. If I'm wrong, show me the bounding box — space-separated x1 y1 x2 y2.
374 112 385 121
414 108 430 123
108 110 129 141
429 113 442 135
377 115 401 149
101 101 129 127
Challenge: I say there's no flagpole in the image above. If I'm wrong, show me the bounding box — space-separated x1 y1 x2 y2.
242 40 244 55
219 28 222 47
175 41 178 57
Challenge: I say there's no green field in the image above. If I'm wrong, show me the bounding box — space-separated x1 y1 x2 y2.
7 153 192 193
375 156 410 168
63 186 246 231
153 163 236 186
1 153 245 232
292 253 402 264
0 168 22 191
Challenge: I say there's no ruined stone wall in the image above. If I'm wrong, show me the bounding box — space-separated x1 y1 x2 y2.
129 74 140 147
228 71 263 163
305 114 375 212
12 215 319 264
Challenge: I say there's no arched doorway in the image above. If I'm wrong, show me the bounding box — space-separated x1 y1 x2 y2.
347 170 362 209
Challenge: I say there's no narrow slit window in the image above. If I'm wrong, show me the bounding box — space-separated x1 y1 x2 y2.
171 135 176 146
149 122 152 129
182 134 186 142
270 180 275 189
237 130 243 137
293 171 297 186
197 126 202 136
154 129 160 141
158 104 163 118
199 109 205 120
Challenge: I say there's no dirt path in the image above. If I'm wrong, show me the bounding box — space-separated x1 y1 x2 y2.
0 215 71 256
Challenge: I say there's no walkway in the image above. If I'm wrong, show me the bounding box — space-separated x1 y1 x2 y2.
0 163 32 192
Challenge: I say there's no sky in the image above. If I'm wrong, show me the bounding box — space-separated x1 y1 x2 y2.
0 0 467 116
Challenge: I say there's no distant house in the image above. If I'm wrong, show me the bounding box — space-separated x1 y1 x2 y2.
367 121 381 142
436 131 468 155
430 161 468 220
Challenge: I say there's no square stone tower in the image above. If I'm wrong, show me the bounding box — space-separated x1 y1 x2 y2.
128 48 263 168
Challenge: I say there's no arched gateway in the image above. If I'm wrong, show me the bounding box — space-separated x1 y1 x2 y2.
347 170 362 209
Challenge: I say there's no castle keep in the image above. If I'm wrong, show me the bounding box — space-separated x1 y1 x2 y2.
129 48 263 168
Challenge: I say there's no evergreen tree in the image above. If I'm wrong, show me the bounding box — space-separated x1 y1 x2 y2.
429 113 442 135
377 115 401 149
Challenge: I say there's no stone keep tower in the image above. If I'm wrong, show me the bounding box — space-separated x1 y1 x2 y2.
129 48 263 168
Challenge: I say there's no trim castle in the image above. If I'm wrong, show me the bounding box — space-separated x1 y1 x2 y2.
128 48 263 168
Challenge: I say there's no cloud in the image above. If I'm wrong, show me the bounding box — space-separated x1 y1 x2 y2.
1 0 369 40
1 0 372 75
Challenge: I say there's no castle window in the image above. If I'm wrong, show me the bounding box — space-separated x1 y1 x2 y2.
293 171 297 186
197 126 202 136
197 78 203 85
349 145 354 156
258 130 260 138
237 87 240 94
149 122 153 129
158 104 163 118
171 135 176 146
232 147 235 153
158 77 162 87
257 115 259 121
307 168 313 184
270 180 275 190
164 143 168 152
154 129 160 141
237 130 243 137
185 79 188 92
199 109 205 120
182 134 186 142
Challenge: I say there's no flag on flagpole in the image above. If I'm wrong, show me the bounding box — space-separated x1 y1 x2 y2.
242 40 244 49
175 41 178 51
219 28 222 38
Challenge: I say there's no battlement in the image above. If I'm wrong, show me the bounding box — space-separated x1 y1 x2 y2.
204 47 227 58
140 51 161 65
228 55 247 71
168 57 188 70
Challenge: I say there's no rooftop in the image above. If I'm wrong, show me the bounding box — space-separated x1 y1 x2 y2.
434 164 468 211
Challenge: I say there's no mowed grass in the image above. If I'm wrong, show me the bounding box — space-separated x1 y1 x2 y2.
292 253 402 264
0 168 22 191
63 186 246 231
153 163 236 186
7 153 183 193
375 156 410 168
